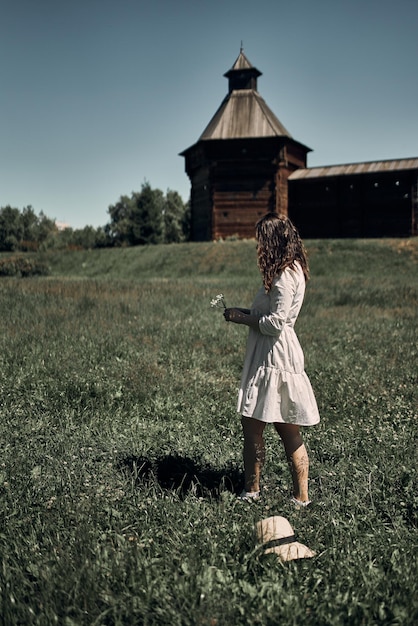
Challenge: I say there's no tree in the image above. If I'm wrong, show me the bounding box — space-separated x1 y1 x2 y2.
24 211 57 250
106 194 135 245
0 205 24 251
0 205 57 251
163 190 188 243
72 225 103 249
21 205 39 247
131 183 164 245
36 212 57 248
107 182 165 246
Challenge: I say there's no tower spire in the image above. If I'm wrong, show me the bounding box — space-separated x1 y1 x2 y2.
224 49 261 93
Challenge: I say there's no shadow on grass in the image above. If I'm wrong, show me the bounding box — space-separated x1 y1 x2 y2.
118 453 243 499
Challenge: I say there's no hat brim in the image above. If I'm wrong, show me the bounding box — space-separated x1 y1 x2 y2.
263 541 315 562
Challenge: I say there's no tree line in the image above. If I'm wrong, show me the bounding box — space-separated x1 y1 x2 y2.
0 183 190 252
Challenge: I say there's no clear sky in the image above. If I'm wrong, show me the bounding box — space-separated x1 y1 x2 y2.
1 0 417 229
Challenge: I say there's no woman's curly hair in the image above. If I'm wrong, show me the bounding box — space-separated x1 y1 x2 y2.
256 213 309 292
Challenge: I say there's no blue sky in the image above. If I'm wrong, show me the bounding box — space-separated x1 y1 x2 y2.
1 0 417 229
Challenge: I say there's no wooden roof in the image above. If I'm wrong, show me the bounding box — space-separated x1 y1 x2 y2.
180 50 311 157
289 157 418 180
199 89 292 140
198 50 293 141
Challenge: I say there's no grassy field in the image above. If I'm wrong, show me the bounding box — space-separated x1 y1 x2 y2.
0 238 417 625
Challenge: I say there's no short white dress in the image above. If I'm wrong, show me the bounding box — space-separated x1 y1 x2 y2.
237 263 320 425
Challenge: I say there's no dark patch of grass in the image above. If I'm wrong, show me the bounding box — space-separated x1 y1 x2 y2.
118 453 243 499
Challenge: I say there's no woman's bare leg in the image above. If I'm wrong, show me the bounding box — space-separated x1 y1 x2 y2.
274 423 310 502
241 416 266 493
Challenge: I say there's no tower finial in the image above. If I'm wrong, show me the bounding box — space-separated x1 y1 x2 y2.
240 40 243 53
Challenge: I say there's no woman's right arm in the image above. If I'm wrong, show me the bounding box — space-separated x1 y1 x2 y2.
258 270 295 336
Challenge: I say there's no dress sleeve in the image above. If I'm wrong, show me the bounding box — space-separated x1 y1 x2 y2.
258 270 295 336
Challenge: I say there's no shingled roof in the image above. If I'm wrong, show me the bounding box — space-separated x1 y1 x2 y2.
199 50 292 141
289 157 418 180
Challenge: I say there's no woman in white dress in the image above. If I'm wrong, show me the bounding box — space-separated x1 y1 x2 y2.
223 213 320 506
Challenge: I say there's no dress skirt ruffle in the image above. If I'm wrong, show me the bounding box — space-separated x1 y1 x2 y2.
238 367 320 425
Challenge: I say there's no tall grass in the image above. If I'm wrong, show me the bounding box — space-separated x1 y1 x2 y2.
0 239 417 625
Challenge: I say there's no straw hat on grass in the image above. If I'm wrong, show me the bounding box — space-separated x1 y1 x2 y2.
255 515 315 562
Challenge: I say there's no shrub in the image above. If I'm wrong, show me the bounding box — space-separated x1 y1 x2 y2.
0 256 50 277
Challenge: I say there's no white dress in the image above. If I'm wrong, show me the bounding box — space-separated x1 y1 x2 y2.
237 263 320 425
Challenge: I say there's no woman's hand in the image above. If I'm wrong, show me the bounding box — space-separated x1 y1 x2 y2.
223 307 242 323
224 307 260 330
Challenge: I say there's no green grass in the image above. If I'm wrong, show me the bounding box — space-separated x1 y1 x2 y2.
0 239 417 625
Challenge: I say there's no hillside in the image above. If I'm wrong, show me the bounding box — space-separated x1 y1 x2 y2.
40 237 418 282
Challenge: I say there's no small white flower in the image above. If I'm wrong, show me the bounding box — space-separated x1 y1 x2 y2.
210 293 226 308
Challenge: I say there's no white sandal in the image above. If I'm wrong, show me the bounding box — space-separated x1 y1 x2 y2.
290 496 311 508
238 490 260 502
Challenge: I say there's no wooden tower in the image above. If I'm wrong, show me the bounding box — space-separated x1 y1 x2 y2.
180 50 311 240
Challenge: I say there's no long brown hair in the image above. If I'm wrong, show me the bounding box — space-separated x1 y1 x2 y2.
256 213 309 292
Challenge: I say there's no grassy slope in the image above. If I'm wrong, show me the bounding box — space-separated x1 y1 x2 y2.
40 237 418 281
0 238 417 625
